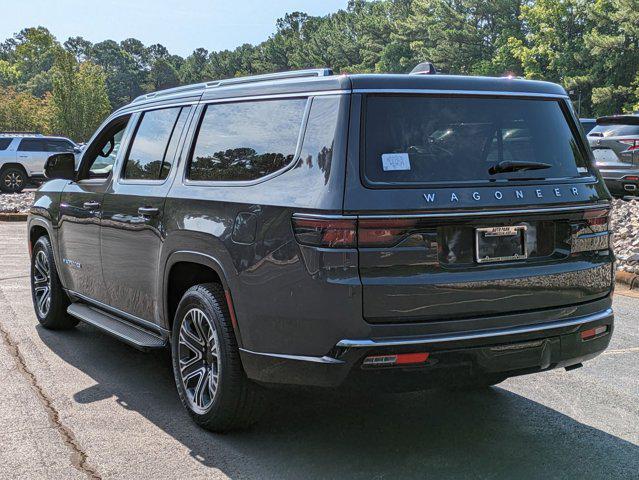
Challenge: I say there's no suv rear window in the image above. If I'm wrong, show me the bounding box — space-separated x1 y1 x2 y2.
0 138 11 150
363 95 589 185
188 99 307 182
589 124 639 137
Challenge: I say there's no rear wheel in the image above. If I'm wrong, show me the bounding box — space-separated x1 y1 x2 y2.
30 236 78 329
0 166 27 193
171 283 263 432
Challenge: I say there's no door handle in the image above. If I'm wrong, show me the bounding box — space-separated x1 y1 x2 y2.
18 155 29 158
138 206 159 217
82 201 101 210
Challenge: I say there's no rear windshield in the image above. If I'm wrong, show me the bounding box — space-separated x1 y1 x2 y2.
589 124 639 137
363 95 589 185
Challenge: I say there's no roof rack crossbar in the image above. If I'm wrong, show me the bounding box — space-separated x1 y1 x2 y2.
131 68 333 104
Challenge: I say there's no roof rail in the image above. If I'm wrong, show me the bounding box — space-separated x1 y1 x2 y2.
0 131 42 137
131 68 333 104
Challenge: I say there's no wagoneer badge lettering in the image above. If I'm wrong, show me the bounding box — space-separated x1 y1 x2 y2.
423 185 583 204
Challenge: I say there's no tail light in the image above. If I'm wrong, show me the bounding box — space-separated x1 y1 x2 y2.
293 215 421 249
358 218 419 247
582 208 609 228
622 175 639 182
292 216 357 248
619 139 639 151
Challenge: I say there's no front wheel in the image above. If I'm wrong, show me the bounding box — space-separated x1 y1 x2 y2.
171 283 263 432
30 236 78 329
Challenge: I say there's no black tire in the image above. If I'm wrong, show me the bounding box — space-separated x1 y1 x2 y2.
0 166 27 193
171 283 263 432
30 236 78 329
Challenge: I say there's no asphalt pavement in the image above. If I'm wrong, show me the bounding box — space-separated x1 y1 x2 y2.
0 220 637 479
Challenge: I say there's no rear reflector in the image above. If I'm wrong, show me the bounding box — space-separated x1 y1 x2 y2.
362 352 429 367
580 325 608 340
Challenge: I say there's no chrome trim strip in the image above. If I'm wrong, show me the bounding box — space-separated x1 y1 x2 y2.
336 308 613 348
353 203 610 220
353 88 569 99
67 290 167 336
239 348 344 364
200 90 349 105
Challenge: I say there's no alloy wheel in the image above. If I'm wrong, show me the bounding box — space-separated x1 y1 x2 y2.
178 307 221 414
4 171 24 191
33 250 51 317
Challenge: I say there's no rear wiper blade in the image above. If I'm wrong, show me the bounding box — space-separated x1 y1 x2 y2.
489 161 552 175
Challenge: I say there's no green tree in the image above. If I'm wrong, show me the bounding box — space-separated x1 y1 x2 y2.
50 50 111 141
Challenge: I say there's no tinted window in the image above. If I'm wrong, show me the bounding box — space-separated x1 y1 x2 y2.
0 139 11 150
580 120 596 134
589 124 639 137
189 99 307 182
364 96 588 185
18 138 46 151
160 107 191 179
46 140 75 152
123 107 182 180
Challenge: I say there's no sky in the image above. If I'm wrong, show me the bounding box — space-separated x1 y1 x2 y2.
0 0 349 56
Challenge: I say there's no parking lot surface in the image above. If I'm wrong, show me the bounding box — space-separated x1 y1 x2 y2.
0 220 637 479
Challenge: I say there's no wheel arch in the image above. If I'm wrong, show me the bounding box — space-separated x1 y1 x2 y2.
0 162 28 175
163 251 242 346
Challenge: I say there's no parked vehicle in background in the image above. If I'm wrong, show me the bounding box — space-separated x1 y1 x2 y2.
28 69 614 432
587 115 639 197
0 133 80 193
580 118 596 134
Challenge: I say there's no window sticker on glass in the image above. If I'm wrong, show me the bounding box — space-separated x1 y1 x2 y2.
381 153 411 171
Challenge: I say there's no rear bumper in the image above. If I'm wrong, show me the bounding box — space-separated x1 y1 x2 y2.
240 307 614 388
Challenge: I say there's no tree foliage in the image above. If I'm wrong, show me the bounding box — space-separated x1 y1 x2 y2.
1 0 639 139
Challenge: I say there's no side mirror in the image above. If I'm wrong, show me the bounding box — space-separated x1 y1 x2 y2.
44 153 76 180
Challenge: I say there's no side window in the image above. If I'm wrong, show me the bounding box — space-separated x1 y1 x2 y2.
79 116 131 180
46 140 75 153
18 138 47 152
0 138 11 150
188 99 307 182
123 107 185 181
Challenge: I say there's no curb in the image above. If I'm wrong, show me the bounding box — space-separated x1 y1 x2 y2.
0 212 28 222
616 270 639 290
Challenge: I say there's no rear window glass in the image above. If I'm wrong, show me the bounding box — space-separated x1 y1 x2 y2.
0 138 11 150
589 124 639 137
188 99 307 182
363 95 589 185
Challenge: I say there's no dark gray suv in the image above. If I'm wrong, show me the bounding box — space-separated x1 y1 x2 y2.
28 69 614 431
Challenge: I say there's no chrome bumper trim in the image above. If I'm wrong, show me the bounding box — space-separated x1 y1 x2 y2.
336 308 613 348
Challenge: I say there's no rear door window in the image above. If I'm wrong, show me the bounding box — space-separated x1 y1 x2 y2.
188 98 307 182
46 139 75 152
363 95 589 186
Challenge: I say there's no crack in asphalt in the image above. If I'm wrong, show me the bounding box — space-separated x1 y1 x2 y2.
0 287 101 479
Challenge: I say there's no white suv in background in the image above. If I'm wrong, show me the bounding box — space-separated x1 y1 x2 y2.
0 133 80 193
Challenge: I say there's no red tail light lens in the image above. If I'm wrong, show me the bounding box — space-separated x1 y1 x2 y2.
619 139 639 151
623 175 639 182
292 217 357 248
358 218 419 247
583 209 609 228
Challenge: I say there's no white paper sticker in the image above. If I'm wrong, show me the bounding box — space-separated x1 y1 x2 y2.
381 153 411 171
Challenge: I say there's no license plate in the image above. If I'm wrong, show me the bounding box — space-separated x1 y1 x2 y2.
592 148 619 163
475 226 528 264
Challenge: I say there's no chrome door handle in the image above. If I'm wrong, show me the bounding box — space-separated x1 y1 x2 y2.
82 201 100 210
138 206 159 217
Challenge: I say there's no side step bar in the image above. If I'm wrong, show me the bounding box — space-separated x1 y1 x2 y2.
67 303 167 350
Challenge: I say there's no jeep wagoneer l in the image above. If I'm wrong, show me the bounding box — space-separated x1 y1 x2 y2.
28 69 614 431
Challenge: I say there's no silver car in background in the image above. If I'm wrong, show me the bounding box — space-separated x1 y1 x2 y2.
588 115 639 197
0 133 80 193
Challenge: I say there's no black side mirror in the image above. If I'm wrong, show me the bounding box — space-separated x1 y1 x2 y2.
44 153 76 180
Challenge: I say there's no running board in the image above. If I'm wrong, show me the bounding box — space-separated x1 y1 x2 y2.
67 303 167 350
